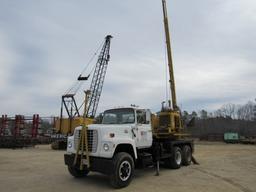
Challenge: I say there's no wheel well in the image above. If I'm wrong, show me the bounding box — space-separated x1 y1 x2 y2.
161 140 193 153
114 144 135 160
176 143 193 151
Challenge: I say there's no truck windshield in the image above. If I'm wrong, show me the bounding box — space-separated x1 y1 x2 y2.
102 108 135 124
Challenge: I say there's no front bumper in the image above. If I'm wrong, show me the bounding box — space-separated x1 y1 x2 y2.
64 154 114 175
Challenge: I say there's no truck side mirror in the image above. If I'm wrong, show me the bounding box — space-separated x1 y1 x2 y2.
146 110 151 124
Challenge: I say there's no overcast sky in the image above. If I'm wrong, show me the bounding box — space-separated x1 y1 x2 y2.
0 0 255 117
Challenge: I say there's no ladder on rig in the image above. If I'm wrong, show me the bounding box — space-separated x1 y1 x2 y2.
73 91 91 169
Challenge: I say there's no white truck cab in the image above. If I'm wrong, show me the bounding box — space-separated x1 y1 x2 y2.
66 107 152 159
64 107 154 187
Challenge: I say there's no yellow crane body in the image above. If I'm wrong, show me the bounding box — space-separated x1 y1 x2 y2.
54 117 94 135
154 0 184 139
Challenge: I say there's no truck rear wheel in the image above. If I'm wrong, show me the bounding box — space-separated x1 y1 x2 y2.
182 145 192 166
68 166 89 178
110 152 134 188
165 146 182 169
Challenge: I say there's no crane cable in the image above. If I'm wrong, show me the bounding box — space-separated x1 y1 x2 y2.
72 63 97 117
64 40 105 95
80 40 104 77
74 61 97 94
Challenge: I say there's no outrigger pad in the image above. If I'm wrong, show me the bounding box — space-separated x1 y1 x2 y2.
192 156 199 165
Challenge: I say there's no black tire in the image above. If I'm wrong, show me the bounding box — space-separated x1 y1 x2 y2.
182 145 192 166
110 152 134 188
68 166 89 178
165 146 182 169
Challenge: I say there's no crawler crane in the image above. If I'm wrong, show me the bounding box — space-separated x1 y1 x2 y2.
52 35 112 149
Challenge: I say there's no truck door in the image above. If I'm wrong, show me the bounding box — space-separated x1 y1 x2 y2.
135 109 153 148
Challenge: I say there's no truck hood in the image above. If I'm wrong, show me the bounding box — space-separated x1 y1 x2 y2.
88 124 134 130
88 123 134 141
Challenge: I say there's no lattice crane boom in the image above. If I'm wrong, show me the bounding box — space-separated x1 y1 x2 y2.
86 35 112 118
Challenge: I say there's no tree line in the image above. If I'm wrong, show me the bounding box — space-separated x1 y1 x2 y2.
183 100 256 121
183 99 256 140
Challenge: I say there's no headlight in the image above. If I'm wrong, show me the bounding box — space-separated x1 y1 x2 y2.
103 143 109 151
68 141 72 148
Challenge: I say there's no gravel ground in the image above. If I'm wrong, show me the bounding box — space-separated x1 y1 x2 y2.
0 143 255 192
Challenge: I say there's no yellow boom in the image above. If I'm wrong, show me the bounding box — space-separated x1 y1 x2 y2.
162 0 177 110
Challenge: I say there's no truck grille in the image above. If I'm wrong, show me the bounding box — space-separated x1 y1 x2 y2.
74 129 98 153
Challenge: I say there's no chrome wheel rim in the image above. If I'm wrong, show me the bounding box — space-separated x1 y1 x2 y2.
119 160 131 181
175 150 182 165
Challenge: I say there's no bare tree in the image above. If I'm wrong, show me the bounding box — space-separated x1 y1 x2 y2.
182 111 189 120
254 99 256 121
237 101 255 121
220 103 236 119
199 109 208 119
191 111 198 118
214 109 223 117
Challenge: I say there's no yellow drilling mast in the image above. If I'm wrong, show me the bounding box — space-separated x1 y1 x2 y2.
153 0 183 138
162 0 177 110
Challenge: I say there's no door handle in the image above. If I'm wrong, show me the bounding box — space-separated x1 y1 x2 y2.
131 128 136 137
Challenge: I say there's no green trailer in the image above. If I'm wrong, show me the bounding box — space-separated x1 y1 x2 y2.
224 132 239 143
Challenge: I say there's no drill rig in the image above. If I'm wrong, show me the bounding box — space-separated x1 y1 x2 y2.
52 35 112 149
153 0 183 138
63 1 196 188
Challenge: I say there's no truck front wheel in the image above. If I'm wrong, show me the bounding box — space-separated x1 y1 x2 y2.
110 152 134 188
165 146 182 169
68 166 89 178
